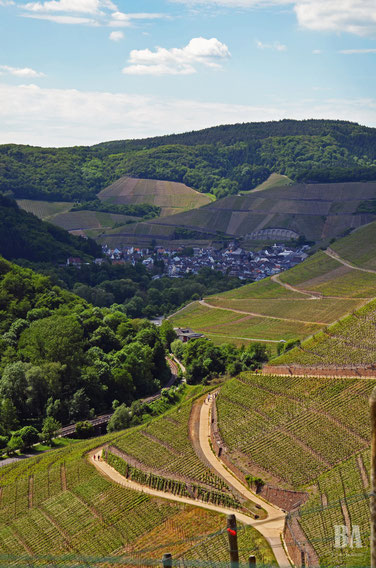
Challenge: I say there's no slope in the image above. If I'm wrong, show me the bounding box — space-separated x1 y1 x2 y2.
0 436 276 565
214 373 372 567
103 180 376 247
98 176 212 217
169 222 376 347
0 194 101 263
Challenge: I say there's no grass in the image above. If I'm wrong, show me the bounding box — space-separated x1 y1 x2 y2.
331 221 376 270
98 177 212 217
216 373 375 489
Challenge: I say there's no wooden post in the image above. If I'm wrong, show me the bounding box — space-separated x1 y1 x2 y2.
370 387 376 568
162 553 172 568
227 514 239 568
248 555 256 568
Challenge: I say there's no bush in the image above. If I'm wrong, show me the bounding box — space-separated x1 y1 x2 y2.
75 420 94 439
15 426 40 450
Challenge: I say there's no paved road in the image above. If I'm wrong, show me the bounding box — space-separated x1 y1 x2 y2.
198 399 290 568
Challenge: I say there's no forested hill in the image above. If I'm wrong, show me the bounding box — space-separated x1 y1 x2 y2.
0 194 101 263
0 257 172 432
2 119 376 201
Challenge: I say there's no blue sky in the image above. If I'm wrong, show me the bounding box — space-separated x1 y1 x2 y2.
1 0 376 146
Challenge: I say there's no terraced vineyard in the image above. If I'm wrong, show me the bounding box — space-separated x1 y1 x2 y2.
296 449 370 567
0 432 274 565
216 373 375 488
16 199 73 220
112 398 227 491
270 297 376 369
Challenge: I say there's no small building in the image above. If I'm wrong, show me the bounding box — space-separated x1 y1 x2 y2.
174 327 204 343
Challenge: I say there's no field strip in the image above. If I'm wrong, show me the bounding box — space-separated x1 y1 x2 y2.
90 448 289 567
199 300 326 326
197 399 290 568
324 248 376 274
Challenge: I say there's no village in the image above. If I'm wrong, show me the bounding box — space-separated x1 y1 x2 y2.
100 241 310 281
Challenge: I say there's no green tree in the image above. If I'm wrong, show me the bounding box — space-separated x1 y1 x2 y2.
41 416 61 445
107 403 131 433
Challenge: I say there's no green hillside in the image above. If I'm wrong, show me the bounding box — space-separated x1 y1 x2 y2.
214 371 373 567
0 257 171 430
3 120 376 204
0 436 275 565
216 372 373 488
0 194 101 263
169 219 376 347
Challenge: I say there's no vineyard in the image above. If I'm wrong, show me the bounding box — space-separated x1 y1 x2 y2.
112 398 229 491
295 448 370 567
271 297 376 368
105 450 242 511
216 373 375 488
0 433 275 565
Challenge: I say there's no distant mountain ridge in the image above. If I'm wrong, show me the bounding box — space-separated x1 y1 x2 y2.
2 119 376 203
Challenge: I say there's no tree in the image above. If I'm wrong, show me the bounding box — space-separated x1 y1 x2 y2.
6 434 23 456
160 320 177 350
16 426 40 450
107 403 131 433
0 398 19 434
69 388 91 422
41 416 61 445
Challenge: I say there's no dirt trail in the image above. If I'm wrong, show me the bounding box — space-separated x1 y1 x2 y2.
199 299 326 326
198 399 290 568
324 248 376 274
90 443 290 566
270 274 322 300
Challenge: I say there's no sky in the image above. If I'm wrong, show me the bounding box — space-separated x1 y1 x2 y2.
1 0 376 146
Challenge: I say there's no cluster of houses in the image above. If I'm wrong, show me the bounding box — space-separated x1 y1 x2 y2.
100 242 310 281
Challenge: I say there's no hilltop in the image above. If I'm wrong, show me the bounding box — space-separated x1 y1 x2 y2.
2 119 376 204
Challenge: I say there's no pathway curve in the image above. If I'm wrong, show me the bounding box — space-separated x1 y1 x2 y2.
198 399 290 568
90 445 290 566
199 299 325 326
324 248 376 274
270 274 322 300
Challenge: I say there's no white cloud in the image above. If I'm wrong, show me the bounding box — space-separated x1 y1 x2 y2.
23 0 116 14
109 30 123 41
108 11 166 28
0 65 45 77
256 40 287 51
1 82 376 147
123 37 230 76
170 0 376 37
312 49 322 54
23 13 98 24
0 1 15 6
339 48 376 54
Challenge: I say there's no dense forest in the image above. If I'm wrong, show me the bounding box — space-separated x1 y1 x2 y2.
0 194 101 263
2 119 376 201
72 199 160 219
0 258 173 433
